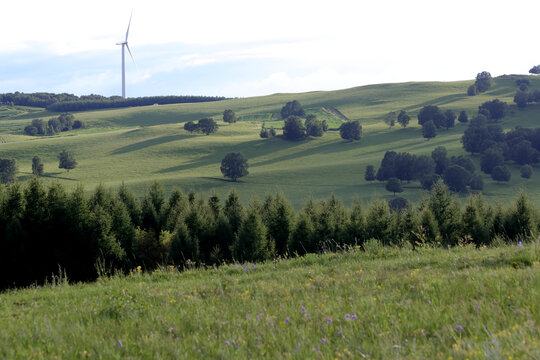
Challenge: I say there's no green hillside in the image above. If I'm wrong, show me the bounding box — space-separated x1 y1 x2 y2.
1 75 539 207
1 244 538 359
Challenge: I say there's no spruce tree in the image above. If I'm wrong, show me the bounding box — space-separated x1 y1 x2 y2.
233 211 272 262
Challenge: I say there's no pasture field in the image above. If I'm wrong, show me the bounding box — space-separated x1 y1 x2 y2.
0 242 538 359
1 76 540 208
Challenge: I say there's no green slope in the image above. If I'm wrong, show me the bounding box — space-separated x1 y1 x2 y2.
1 244 538 358
1 75 539 207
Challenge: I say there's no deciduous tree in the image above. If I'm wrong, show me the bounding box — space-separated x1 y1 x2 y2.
58 149 77 172
220 152 249 182
339 120 362 141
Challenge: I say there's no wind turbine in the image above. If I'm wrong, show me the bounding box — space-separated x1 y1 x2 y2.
116 11 136 99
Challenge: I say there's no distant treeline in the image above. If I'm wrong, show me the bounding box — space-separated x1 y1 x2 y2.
0 92 227 112
0 179 538 290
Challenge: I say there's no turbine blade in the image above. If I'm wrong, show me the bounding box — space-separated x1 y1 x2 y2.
126 43 137 68
125 10 133 42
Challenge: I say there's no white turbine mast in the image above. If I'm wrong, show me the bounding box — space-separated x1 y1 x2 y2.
116 11 136 99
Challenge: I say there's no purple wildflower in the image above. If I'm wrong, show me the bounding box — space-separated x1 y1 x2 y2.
285 317 290 324
456 325 463 331
518 241 523 247
256 314 259 321
410 285 415 290
427 299 432 305
251 263 256 270
224 340 231 345
327 317 333 323
116 340 125 351
345 314 351 320
294 340 301 353
321 338 327 344
351 314 357 320
301 306 306 313
337 330 343 336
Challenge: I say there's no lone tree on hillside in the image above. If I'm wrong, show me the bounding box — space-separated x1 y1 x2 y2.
397 110 410 128
364 165 376 181
281 100 305 119
475 71 493 93
58 149 77 172
529 65 540 74
32 156 44 177
385 177 403 196
223 109 237 124
220 152 249 182
384 111 396 128
0 158 17 183
339 120 362 141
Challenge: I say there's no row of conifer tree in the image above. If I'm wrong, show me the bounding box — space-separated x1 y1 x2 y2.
0 179 537 289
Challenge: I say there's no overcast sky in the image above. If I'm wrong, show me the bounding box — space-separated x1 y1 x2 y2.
1 0 539 98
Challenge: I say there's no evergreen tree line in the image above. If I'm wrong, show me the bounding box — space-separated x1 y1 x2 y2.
1 92 226 111
1 179 538 290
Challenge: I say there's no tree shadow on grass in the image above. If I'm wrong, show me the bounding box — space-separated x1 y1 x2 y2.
402 94 468 112
111 134 190 155
42 172 78 181
199 176 244 183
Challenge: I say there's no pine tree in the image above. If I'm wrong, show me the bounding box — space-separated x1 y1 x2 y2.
289 212 316 255
224 189 244 235
233 211 272 262
365 199 393 245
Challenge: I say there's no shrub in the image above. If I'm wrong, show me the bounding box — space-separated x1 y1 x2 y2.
520 165 533 179
491 165 511 182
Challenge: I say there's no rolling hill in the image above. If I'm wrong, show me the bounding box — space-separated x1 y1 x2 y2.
1 75 539 208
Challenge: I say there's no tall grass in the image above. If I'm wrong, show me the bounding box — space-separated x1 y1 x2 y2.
0 242 538 359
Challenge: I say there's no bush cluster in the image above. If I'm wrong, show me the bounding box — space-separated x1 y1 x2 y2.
0 180 538 290
24 113 85 136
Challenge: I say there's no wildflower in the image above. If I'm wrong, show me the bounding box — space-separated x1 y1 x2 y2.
427 299 431 305
345 314 351 320
351 314 357 320
224 341 231 345
518 241 523 247
294 340 301 353
321 338 327 344
337 330 343 336
251 263 256 270
410 285 415 290
456 325 463 331
301 306 306 313
285 317 290 325
327 317 333 323
116 340 125 351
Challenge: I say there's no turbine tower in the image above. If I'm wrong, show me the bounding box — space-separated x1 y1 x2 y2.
116 12 135 98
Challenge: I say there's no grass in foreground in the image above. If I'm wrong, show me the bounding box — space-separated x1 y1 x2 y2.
0 242 539 359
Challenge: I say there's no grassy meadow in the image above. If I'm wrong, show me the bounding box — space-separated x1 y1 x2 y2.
0 242 538 359
1 76 540 208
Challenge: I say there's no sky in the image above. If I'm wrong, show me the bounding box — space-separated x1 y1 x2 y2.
1 0 539 98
